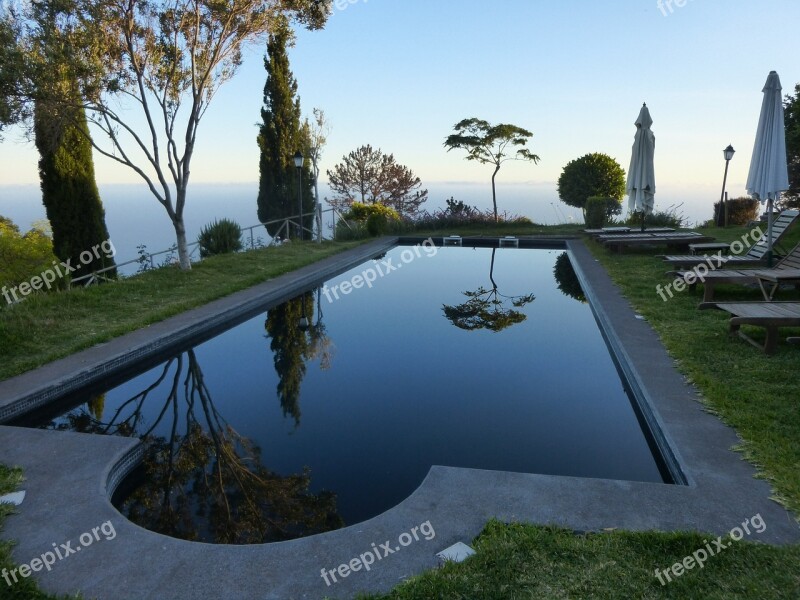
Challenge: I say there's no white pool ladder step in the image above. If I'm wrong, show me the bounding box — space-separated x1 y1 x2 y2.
499 236 520 248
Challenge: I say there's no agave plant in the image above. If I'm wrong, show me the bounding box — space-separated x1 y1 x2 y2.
198 218 243 258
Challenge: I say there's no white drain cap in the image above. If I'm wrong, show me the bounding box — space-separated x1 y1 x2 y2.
0 491 26 506
436 542 476 564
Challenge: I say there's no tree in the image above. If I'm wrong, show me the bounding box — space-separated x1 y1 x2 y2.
444 118 540 222
0 219 61 300
25 0 328 270
58 349 343 543
3 7 116 275
304 108 329 214
257 20 315 240
326 145 428 218
0 15 26 136
553 252 585 303
784 83 800 209
442 249 535 333
557 153 626 220
34 98 116 276
265 293 315 426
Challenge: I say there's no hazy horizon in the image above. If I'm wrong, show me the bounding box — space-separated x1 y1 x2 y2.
2 178 736 271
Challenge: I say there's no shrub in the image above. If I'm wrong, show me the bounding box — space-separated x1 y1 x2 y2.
345 202 401 224
444 197 479 219
410 209 532 231
553 252 586 303
366 213 388 236
557 153 626 217
713 197 760 226
623 204 687 229
0 219 63 299
198 218 243 258
336 202 402 239
585 196 620 228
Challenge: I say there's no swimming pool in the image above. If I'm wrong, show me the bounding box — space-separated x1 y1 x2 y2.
37 243 668 543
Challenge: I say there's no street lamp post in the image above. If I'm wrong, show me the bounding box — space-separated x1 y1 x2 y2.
720 144 735 227
298 293 309 332
294 150 304 240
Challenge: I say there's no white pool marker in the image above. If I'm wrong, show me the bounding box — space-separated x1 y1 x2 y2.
436 542 476 564
499 236 520 248
0 491 26 506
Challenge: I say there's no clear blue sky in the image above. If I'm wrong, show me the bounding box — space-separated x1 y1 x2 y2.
1 0 799 221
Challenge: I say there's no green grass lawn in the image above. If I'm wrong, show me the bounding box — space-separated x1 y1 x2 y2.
0 240 362 381
2 225 800 599
358 521 800 600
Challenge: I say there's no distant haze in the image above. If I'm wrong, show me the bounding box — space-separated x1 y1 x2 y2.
2 180 729 271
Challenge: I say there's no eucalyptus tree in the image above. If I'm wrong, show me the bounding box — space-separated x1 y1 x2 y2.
0 15 26 136
444 118 540 222
304 107 329 233
27 0 329 270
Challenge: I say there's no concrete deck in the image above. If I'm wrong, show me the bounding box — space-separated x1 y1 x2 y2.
0 237 798 600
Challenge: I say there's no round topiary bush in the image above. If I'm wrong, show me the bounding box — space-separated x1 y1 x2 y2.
558 153 626 219
553 252 586 303
198 218 243 258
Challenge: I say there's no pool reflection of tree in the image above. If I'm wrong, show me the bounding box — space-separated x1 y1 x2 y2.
553 252 586 303
54 306 343 544
442 248 536 332
264 289 334 427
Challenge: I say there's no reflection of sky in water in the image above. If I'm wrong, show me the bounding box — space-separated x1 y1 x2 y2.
55 246 664 525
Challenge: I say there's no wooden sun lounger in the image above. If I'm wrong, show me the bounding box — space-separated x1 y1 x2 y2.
661 209 799 268
584 226 675 236
599 231 715 253
672 242 800 302
702 301 800 354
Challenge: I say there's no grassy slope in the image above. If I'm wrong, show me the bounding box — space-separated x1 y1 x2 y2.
0 241 362 381
359 521 800 600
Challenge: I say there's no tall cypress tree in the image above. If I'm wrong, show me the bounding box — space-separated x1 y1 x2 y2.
257 22 314 239
34 99 116 278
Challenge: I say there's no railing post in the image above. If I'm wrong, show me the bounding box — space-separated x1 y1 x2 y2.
316 204 323 244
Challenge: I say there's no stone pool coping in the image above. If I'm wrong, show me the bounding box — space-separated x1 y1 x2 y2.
0 237 798 599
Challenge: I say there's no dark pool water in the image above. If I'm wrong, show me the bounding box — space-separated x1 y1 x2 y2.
40 245 665 543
